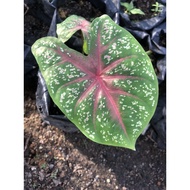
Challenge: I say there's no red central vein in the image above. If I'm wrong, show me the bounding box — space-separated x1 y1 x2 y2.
92 84 102 128
55 48 95 77
96 29 102 74
57 75 90 93
75 78 97 108
98 77 129 139
103 75 143 80
101 55 137 75
111 89 139 98
92 23 112 75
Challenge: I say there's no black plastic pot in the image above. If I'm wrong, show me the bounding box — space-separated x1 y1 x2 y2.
24 0 57 88
24 0 166 149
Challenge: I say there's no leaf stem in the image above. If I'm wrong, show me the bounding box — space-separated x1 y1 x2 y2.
146 50 152 55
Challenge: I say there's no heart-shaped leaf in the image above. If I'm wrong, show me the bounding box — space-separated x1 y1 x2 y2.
32 15 158 150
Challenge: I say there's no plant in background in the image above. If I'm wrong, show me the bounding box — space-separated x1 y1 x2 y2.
151 2 163 15
120 1 145 15
32 15 158 150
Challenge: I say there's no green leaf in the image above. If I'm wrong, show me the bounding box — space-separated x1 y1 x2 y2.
32 15 158 150
57 15 91 54
120 2 134 11
130 9 145 15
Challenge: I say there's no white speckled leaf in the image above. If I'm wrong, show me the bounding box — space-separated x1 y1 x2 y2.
57 15 90 53
32 15 158 150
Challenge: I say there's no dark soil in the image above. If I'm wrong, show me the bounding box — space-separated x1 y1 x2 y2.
24 0 166 189
58 0 103 21
121 0 163 21
24 7 49 46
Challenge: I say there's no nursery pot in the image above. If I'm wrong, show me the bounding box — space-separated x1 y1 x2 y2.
24 0 166 149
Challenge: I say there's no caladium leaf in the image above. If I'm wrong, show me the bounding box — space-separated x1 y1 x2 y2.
57 15 90 54
32 15 158 150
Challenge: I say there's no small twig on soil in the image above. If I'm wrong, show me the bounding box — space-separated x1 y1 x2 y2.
147 130 157 144
24 134 31 152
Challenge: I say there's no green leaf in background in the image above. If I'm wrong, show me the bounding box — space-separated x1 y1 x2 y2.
121 1 145 15
130 8 145 15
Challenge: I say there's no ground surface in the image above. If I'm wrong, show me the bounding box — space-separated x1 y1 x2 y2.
24 89 166 190
24 0 166 189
